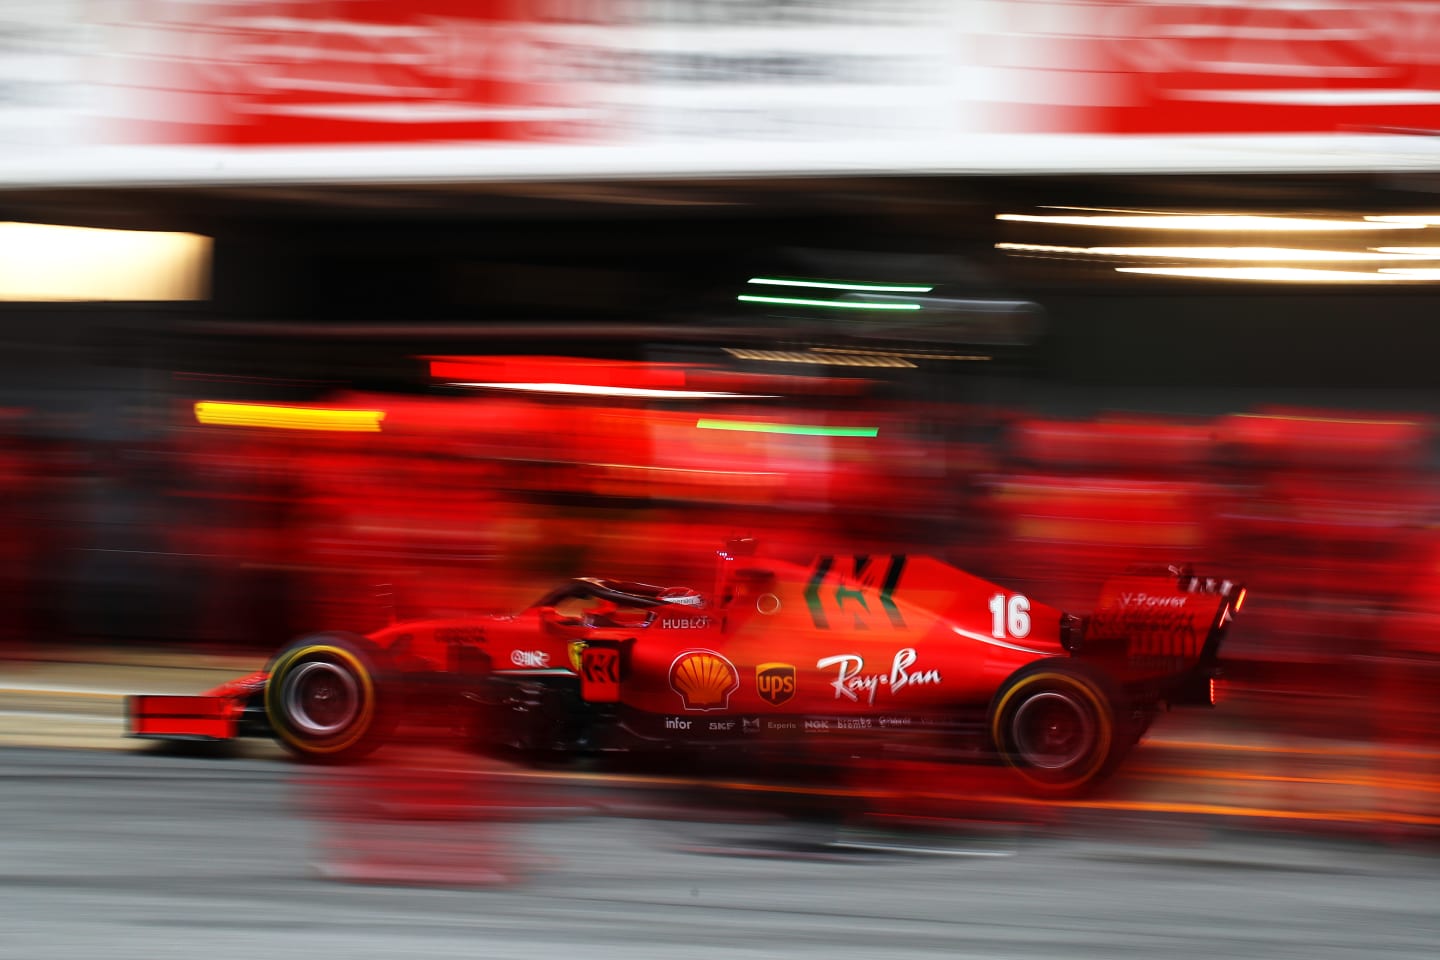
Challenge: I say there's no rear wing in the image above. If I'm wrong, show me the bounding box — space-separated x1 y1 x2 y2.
1072 565 1245 675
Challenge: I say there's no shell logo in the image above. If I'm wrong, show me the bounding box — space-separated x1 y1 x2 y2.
668 649 740 711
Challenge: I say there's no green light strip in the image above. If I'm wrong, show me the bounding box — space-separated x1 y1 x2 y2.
696 419 879 438
737 295 920 311
749 277 934 293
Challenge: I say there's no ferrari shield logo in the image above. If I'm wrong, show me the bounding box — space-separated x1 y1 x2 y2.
756 662 796 706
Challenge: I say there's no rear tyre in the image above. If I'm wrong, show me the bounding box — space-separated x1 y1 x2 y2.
265 633 390 762
988 660 1128 795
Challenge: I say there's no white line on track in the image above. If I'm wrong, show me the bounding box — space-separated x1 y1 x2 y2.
0 686 128 698
0 710 116 723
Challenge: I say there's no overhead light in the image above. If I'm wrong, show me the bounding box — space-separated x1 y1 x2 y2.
1115 266 1422 282
696 419 878 438
996 213 1423 232
194 402 385 432
451 381 776 399
0 222 212 301
747 277 934 293
724 348 916 368
997 243 1438 262
1366 215 1440 225
1378 268 1440 279
737 295 921 311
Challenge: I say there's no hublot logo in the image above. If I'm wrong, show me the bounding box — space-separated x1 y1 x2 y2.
662 617 712 629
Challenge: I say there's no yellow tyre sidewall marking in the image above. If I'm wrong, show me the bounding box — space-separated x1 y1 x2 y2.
267 644 376 755
992 671 1114 786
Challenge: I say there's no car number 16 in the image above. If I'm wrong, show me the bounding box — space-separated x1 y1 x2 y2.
988 593 1031 639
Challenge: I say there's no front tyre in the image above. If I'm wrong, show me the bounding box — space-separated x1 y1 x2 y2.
989 660 1127 795
265 633 389 762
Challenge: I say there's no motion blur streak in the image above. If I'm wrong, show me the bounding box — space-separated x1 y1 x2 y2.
996 213 1425 231
995 243 1440 262
193 402 387 431
454 382 768 399
808 347 989 361
1116 266 1424 282
747 277 934 292
723 348 918 367
736 295 923 310
695 419 879 437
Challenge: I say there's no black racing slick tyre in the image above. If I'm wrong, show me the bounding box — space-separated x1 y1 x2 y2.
264 633 391 763
988 660 1129 795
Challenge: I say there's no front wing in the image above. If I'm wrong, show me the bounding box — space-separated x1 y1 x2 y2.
127 672 266 742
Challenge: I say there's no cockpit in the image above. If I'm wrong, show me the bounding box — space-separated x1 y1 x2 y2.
533 578 706 630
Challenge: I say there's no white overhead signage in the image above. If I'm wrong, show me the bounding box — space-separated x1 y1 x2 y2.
2 0 1439 186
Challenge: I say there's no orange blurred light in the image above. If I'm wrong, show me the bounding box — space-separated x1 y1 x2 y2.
1235 588 1247 612
193 401 386 432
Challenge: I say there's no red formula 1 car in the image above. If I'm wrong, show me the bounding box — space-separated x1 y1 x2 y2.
128 541 1244 793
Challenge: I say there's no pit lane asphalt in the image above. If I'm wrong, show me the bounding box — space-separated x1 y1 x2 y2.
1 746 1436 960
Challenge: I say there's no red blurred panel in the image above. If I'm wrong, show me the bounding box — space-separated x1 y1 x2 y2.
428 357 876 398
1011 417 1217 472
128 696 238 740
428 357 689 389
1221 410 1431 469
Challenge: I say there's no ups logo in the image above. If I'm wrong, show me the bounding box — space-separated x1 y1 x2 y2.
756 662 796 706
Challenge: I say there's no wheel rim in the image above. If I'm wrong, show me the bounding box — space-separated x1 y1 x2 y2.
283 660 361 737
1012 689 1094 770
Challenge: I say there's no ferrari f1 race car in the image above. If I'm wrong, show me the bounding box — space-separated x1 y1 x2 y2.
128 541 1245 793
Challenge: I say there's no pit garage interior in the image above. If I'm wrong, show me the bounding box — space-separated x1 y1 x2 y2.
3 172 1437 405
